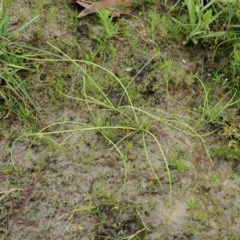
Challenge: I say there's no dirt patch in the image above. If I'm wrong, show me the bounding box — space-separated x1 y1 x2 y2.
1 1 240 240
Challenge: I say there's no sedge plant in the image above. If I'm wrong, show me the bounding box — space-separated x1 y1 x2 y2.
10 43 215 203
197 77 240 126
7 43 218 240
172 0 225 44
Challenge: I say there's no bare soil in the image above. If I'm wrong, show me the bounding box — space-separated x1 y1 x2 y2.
1 1 240 240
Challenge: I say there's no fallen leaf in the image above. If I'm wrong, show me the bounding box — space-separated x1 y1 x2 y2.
111 8 131 17
77 0 131 18
76 0 91 9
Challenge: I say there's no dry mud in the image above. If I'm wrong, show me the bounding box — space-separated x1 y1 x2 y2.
1 1 240 239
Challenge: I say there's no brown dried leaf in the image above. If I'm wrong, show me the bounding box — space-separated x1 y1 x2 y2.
76 1 91 9
111 8 131 17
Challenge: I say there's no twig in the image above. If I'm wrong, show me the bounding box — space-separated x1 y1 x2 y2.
3 167 48 238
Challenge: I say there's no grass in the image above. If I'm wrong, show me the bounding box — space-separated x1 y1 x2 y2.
7 43 217 239
0 0 39 38
198 77 240 126
0 0 40 120
0 49 38 120
1 0 240 239
169 0 240 44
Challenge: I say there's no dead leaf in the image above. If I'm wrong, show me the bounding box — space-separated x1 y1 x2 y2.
76 1 91 9
111 8 131 17
76 0 131 18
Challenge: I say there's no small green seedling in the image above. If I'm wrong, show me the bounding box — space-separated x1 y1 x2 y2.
97 9 119 40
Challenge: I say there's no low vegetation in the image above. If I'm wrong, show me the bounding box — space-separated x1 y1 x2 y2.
1 0 240 239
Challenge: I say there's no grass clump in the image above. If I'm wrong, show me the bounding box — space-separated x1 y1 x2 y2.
3 1 240 238
169 0 240 45
170 0 225 44
11 44 214 203
197 77 240 126
0 0 40 120
167 0 240 162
